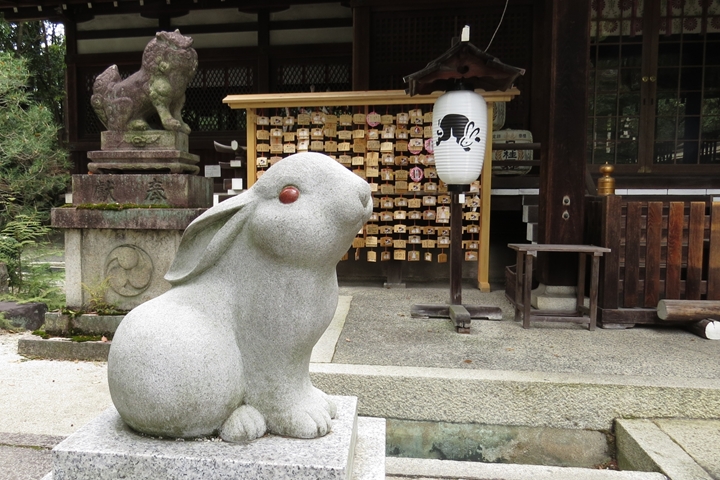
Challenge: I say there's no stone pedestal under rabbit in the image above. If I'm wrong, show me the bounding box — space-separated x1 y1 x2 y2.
107 152 373 442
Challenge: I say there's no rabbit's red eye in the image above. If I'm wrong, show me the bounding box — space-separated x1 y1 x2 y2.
279 186 300 204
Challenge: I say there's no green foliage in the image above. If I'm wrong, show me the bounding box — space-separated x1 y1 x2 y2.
0 18 70 314
0 51 69 225
31 328 50 339
0 18 66 126
0 312 23 333
0 213 64 310
80 278 124 316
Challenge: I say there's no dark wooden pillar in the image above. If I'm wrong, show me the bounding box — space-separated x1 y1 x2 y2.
63 17 79 174
352 6 370 90
536 0 591 285
257 10 270 93
158 16 171 31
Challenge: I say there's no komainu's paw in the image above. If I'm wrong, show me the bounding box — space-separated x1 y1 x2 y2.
162 117 183 132
220 405 267 443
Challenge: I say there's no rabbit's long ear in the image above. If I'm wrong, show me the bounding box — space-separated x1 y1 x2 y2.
165 192 255 285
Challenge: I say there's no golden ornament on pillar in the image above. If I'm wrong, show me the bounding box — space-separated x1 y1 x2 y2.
597 163 615 196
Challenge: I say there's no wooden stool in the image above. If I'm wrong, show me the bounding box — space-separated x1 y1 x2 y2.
507 244 611 330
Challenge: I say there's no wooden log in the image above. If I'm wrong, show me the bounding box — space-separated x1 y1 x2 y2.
686 319 720 340
657 299 720 322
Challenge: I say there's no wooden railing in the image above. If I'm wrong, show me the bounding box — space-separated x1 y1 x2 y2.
584 195 720 326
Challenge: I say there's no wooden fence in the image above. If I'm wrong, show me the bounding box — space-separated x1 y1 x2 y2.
584 196 720 326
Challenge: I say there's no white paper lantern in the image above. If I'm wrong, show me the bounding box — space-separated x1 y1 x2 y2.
432 90 488 185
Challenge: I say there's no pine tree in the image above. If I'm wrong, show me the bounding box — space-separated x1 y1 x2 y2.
0 51 69 224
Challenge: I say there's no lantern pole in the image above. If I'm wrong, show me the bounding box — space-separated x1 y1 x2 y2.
449 186 467 306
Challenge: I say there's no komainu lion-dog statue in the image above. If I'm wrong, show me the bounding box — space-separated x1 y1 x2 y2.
108 153 373 442
91 30 197 133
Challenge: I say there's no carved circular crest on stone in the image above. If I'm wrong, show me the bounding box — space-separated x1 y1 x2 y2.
105 245 154 297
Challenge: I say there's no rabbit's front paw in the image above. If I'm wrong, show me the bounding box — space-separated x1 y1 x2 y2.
267 400 333 439
220 404 267 443
313 386 337 419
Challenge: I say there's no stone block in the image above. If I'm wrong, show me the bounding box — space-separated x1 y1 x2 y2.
43 312 124 336
61 228 183 310
71 174 212 208
51 207 206 230
616 419 712 479
51 397 371 480
353 417 386 480
0 301 47 330
531 283 589 310
654 419 720 479
101 131 189 152
18 337 110 362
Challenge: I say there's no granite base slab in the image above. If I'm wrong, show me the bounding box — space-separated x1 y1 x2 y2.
46 396 383 480
87 149 200 174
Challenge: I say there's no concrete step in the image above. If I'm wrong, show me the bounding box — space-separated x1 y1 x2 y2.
617 419 720 480
386 457 668 479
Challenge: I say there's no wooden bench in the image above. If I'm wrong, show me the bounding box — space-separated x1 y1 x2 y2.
508 244 611 330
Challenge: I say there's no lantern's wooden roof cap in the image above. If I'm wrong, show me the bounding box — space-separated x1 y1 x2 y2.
403 38 526 96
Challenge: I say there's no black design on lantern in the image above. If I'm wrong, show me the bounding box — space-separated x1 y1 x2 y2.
435 114 482 152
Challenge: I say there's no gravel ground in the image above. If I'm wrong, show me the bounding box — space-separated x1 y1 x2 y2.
0 332 111 437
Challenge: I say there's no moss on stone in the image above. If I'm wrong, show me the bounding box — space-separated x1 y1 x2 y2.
73 203 171 210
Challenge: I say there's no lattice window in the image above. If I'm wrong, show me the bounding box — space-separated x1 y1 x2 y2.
272 61 351 93
369 6 533 130
589 0 720 168
184 65 254 132
77 63 254 139
80 69 107 137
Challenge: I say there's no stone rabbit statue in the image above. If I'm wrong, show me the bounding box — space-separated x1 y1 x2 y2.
107 153 372 442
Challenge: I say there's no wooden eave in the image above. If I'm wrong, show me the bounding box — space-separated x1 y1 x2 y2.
0 0 345 22
404 40 526 96
223 88 520 109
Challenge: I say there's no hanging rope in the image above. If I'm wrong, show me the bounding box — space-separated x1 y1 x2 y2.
485 0 510 51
